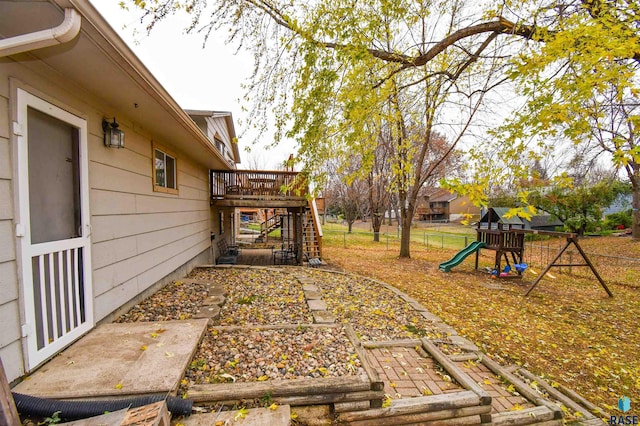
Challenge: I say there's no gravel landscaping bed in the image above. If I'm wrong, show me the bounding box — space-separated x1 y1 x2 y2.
116 267 362 398
190 267 314 325
185 326 361 387
115 280 208 323
306 269 443 341
116 266 445 402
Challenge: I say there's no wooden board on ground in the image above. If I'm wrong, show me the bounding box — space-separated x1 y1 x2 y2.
181 405 291 426
0 357 19 426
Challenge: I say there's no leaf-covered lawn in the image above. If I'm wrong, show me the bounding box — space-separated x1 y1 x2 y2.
322 236 640 412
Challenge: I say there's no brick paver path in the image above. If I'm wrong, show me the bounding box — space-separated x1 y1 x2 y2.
367 346 462 398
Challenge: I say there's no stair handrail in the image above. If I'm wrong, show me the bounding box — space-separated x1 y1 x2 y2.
260 213 281 237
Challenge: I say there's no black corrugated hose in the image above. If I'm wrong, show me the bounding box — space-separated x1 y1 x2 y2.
12 392 193 421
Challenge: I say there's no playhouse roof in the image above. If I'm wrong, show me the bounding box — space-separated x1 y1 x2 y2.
480 207 525 225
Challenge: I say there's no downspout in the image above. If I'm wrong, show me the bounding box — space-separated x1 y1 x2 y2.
0 8 81 58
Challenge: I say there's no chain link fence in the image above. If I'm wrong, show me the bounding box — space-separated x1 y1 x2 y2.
322 229 640 287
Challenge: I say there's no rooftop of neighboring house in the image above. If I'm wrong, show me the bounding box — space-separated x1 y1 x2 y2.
525 214 564 229
419 187 459 203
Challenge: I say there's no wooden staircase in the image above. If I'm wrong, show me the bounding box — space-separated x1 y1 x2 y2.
254 203 322 262
302 202 322 260
257 213 283 242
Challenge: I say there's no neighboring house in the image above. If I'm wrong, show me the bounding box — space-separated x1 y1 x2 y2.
0 0 239 383
523 214 564 232
415 188 479 222
603 193 632 217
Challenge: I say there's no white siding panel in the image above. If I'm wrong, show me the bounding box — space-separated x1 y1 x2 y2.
136 220 207 254
0 179 12 220
90 189 137 216
135 195 208 214
0 340 24 383
93 270 113 300
89 161 151 195
0 138 11 179
137 239 210 293
209 117 231 145
93 230 208 296
0 300 20 348
91 235 138 270
0 261 18 306
177 185 208 201
94 277 139 321
178 153 207 178
177 170 207 191
91 210 209 243
0 221 15 263
88 139 150 178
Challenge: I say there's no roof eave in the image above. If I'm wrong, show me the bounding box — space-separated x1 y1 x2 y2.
58 0 231 169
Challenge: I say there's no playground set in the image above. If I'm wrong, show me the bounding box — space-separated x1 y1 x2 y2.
438 208 613 297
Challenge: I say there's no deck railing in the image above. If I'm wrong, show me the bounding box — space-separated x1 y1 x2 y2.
476 229 525 251
210 170 307 200
416 207 446 215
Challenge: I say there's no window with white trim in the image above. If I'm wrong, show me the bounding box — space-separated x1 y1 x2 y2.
153 143 178 194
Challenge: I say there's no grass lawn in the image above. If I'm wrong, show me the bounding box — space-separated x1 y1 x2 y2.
320 223 640 412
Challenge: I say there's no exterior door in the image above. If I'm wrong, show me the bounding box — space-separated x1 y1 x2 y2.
15 89 93 371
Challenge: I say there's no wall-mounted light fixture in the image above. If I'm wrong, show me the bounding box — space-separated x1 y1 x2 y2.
102 117 125 148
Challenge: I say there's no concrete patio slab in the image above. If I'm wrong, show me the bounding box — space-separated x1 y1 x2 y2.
13 319 208 399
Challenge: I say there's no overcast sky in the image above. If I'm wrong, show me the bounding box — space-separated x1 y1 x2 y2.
92 0 295 168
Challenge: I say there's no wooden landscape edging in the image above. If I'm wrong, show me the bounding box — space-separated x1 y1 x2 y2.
441 349 606 425
478 353 564 421
209 323 339 332
188 374 373 404
343 405 492 426
490 405 559 426
516 368 600 421
421 339 492 407
361 339 422 349
336 390 484 424
343 325 384 392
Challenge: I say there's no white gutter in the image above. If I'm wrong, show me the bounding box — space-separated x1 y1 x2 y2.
0 8 81 58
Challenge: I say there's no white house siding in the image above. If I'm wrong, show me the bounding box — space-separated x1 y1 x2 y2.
208 117 236 165
89 126 212 321
0 78 23 382
0 61 213 382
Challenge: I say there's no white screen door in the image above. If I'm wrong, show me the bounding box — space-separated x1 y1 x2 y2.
15 89 93 371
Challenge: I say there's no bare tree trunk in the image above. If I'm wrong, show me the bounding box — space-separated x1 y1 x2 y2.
399 195 418 257
372 213 382 242
399 214 411 257
632 181 640 241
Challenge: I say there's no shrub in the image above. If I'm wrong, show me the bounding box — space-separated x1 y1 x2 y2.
604 209 632 230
